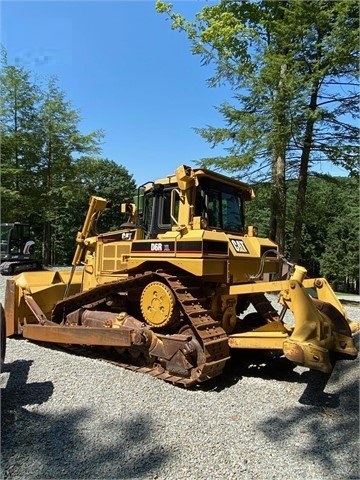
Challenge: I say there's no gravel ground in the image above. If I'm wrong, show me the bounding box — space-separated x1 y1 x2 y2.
1 272 359 480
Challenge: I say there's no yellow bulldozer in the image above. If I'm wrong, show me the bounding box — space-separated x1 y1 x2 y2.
2 165 358 386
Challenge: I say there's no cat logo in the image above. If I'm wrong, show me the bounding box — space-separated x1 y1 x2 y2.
230 239 249 254
121 232 133 241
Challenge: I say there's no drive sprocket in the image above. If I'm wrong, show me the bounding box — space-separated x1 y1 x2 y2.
140 281 179 328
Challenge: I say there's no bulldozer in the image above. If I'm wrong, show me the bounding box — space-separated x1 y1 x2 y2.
2 165 358 386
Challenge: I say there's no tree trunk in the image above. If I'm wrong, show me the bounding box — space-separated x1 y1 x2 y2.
42 221 53 265
290 86 319 263
269 152 286 252
14 84 19 192
269 63 287 253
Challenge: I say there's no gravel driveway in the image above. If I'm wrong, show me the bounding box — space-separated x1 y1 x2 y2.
1 272 359 480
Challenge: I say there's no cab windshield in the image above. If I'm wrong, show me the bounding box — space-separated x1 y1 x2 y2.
0 224 31 255
0 225 11 255
195 178 244 233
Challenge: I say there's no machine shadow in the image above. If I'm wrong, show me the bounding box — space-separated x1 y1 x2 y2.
257 356 359 479
195 348 356 408
1 358 54 423
196 350 304 392
1 355 171 479
1 406 170 479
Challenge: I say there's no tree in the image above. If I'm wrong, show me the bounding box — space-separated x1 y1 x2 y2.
40 157 137 265
35 78 104 264
0 60 138 266
312 177 359 292
320 206 359 293
73 157 137 233
73 157 136 201
156 0 359 255
246 175 359 290
284 1 359 261
0 62 41 221
1 53 138 265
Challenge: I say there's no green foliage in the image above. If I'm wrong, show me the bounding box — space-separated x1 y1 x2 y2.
47 158 136 265
0 64 41 221
316 178 359 291
157 0 359 255
72 157 137 241
1 60 135 265
246 176 359 291
244 181 271 238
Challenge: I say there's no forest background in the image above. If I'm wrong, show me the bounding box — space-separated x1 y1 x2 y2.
1 0 359 292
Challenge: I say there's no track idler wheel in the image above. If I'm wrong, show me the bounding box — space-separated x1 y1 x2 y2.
140 281 179 329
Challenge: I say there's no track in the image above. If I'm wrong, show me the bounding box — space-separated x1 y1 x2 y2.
50 271 230 387
160 273 230 383
0 260 42 276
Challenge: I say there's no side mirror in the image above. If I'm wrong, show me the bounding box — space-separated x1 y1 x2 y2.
120 203 136 215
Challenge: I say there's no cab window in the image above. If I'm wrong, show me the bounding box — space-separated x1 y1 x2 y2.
195 178 244 233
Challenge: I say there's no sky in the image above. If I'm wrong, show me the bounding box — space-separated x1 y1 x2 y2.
1 0 235 186
1 0 349 186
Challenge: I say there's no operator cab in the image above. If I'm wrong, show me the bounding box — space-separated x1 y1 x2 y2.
137 174 246 239
1 223 34 261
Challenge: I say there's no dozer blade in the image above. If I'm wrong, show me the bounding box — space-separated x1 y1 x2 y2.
4 270 83 336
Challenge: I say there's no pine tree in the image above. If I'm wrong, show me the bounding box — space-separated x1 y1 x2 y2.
0 62 41 221
156 0 359 255
37 78 103 264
